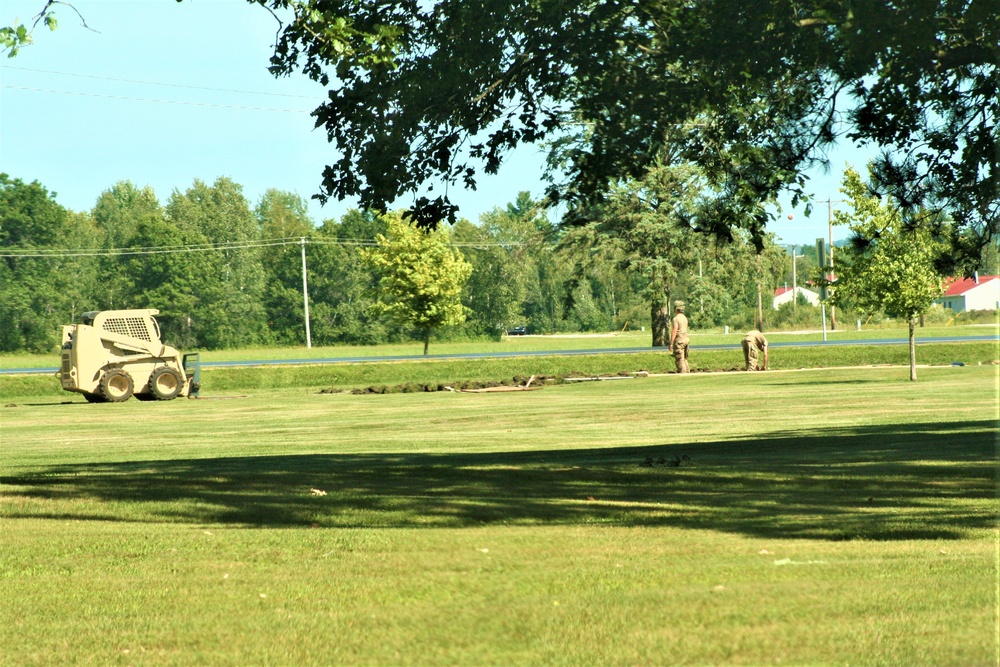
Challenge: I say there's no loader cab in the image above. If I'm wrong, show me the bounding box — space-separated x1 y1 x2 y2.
58 308 196 402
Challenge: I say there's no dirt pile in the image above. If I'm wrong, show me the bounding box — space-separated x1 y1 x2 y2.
318 370 649 395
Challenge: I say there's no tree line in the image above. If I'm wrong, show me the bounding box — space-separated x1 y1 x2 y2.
1 173 797 354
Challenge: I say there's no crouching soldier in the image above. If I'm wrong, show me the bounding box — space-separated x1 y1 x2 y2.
742 329 768 371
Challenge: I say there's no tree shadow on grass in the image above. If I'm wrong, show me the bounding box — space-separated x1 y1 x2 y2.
2 420 996 541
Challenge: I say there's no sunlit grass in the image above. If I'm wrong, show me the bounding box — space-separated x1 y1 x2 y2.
2 340 997 400
1 365 997 665
1 322 995 369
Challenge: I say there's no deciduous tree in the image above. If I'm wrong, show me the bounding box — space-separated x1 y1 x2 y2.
453 193 555 339
362 213 471 355
91 181 163 310
308 209 389 346
165 178 271 348
569 165 709 346
833 168 946 381
10 2 992 266
255 189 315 345
256 0 995 267
0 174 98 352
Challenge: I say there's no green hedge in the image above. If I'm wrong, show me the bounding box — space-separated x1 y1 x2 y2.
3 342 995 400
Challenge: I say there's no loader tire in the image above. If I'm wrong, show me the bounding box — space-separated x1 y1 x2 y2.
149 367 183 400
100 369 134 402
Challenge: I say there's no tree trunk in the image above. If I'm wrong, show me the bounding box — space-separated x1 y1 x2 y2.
756 283 764 331
423 328 431 356
908 317 917 381
651 296 670 347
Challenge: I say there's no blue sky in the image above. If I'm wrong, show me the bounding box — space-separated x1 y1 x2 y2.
2 0 874 245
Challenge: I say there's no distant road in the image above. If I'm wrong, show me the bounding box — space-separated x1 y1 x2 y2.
3 335 995 375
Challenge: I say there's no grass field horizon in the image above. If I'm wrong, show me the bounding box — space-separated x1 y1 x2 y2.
1 321 996 370
3 354 998 665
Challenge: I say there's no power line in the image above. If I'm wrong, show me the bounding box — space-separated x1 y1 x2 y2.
1 85 311 113
0 239 295 258
0 236 530 258
1 65 320 100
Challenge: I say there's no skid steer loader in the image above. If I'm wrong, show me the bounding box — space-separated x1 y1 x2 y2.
58 309 200 402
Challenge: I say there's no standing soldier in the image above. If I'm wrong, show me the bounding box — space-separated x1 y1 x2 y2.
742 329 769 371
669 300 690 373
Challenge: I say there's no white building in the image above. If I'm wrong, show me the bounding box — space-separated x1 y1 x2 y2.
773 286 820 309
935 275 1000 312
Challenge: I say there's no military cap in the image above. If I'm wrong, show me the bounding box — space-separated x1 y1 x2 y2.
674 300 685 311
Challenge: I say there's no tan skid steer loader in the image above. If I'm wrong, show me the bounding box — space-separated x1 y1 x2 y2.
58 309 200 402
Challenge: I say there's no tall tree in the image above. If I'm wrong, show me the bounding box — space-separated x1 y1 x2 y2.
91 181 163 310
362 213 471 354
691 235 787 330
249 0 996 268
7 2 995 265
308 209 389 346
833 168 946 381
453 217 526 339
0 175 98 352
453 193 554 338
255 189 315 345
571 165 706 346
122 213 209 350
165 178 270 348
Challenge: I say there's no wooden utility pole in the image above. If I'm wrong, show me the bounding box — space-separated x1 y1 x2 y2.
300 237 312 349
827 200 838 330
757 284 764 330
755 254 764 331
791 245 798 311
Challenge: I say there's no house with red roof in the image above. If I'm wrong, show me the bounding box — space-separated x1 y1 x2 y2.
773 285 820 309
934 274 999 313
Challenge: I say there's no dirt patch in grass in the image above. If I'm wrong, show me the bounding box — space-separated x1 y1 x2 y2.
320 371 651 395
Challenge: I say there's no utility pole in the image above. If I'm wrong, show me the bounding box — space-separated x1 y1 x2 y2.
791 244 798 311
755 254 764 331
300 237 312 349
826 199 838 330
757 285 764 330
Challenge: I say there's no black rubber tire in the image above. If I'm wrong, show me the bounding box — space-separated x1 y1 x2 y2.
99 369 134 402
149 367 183 400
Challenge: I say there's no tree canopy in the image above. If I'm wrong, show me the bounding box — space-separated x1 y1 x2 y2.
248 0 997 270
6 1 994 268
362 213 472 354
567 163 787 345
0 173 97 352
0 171 814 354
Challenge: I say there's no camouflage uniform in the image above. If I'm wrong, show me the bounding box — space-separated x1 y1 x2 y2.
670 301 690 373
742 329 768 370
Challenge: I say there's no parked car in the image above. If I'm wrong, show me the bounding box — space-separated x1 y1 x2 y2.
507 325 527 336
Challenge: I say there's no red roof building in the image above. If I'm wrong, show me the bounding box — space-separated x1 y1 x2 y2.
934 275 1000 313
773 286 819 309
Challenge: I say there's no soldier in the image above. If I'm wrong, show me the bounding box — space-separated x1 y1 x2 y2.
669 300 690 373
742 329 768 371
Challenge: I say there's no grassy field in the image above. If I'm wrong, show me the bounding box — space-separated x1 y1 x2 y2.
1 352 997 665
2 338 997 399
1 322 996 370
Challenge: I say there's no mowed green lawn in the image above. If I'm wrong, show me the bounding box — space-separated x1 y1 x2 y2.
1 364 997 665
1 322 996 369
